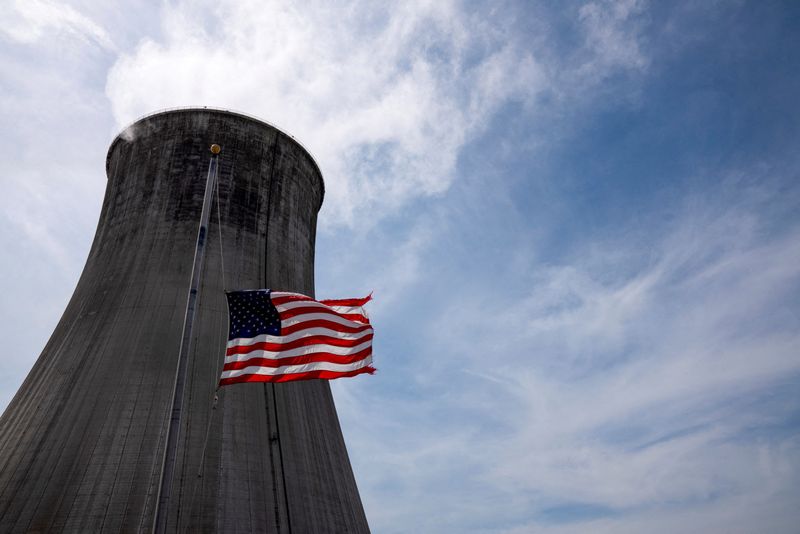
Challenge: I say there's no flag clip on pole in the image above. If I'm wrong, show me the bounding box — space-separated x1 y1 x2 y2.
152 144 221 534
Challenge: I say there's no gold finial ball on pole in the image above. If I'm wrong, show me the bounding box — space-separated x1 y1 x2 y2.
210 144 221 154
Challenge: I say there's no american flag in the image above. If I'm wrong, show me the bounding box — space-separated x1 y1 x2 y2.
219 289 375 386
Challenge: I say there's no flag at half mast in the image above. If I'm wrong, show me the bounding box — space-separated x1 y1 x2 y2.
219 289 375 386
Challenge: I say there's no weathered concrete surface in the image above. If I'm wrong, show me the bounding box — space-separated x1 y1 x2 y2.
0 109 369 533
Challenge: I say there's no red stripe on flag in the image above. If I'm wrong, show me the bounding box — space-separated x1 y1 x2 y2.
223 348 372 371
319 294 372 307
219 366 376 385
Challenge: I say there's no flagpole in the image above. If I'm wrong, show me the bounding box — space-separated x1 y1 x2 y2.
153 144 221 534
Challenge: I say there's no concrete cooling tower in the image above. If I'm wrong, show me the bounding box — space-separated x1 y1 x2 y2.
0 108 370 533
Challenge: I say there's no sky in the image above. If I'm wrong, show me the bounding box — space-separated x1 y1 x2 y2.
1 0 799 532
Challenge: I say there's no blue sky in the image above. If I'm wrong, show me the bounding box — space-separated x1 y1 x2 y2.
1 1 799 532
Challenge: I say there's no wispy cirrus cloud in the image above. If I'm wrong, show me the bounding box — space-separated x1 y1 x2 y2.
0 0 114 49
336 167 800 532
578 0 648 77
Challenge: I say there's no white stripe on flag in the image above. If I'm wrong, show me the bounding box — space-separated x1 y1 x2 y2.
226 327 373 349
276 300 367 317
281 312 367 329
225 339 372 364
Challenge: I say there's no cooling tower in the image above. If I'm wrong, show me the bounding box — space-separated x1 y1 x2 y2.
0 108 370 532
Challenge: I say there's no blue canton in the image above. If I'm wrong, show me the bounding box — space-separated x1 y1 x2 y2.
226 289 281 340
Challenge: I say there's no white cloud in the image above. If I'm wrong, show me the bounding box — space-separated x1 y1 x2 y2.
578 0 648 77
0 0 114 49
0 0 116 410
104 0 545 225
103 0 654 230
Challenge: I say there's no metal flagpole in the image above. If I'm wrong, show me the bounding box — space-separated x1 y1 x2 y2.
153 144 222 534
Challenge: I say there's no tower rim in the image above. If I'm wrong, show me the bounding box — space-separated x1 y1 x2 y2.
106 106 325 209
